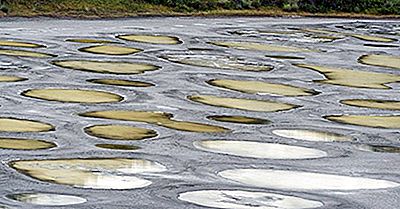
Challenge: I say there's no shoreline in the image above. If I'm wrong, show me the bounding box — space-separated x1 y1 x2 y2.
1 10 400 20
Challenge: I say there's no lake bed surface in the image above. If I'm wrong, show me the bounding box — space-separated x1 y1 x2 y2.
0 17 399 209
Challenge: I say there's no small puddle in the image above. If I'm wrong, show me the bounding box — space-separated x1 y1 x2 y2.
358 54 400 70
7 193 87 206
357 144 400 153
159 120 228 133
301 28 338 34
117 34 182 44
219 169 400 190
265 55 305 60
163 54 272 72
188 95 299 112
0 40 45 48
0 49 55 58
301 28 396 43
66 38 118 44
325 115 400 129
210 41 312 52
9 158 166 189
79 45 142 55
350 34 396 42
207 115 271 125
80 110 228 133
341 99 400 110
95 144 140 151
230 29 297 36
88 79 154 87
307 34 342 42
0 138 56 150
85 124 158 140
178 190 324 209
230 29 338 43
22 89 123 103
0 117 54 132
0 75 27 82
294 64 400 89
272 129 352 142
363 43 399 48
193 140 327 159
53 60 159 75
207 79 317 96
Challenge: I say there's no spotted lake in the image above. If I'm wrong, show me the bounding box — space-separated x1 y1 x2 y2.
0 17 399 209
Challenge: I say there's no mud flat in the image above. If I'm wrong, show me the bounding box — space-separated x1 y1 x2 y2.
0 17 399 209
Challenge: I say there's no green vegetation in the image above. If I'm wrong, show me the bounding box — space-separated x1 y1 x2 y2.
0 0 9 13
296 0 400 14
1 0 399 17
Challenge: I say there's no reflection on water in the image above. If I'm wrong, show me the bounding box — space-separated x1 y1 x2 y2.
272 129 352 142
7 193 87 206
178 190 324 209
10 158 167 189
77 172 153 189
357 144 400 153
219 169 400 190
194 140 327 159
